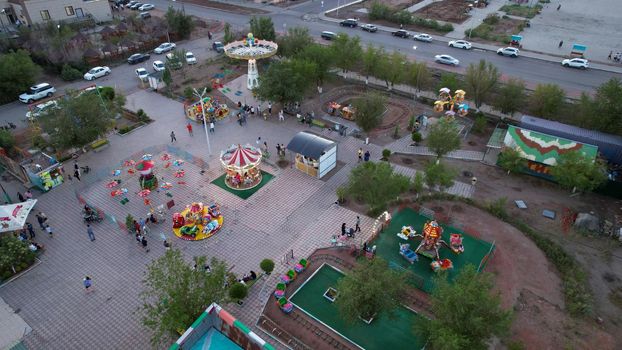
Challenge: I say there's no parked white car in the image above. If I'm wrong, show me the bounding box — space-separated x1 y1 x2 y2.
448 40 472 49
18 83 56 103
562 58 589 69
136 68 149 80
152 60 165 72
154 42 176 54
26 100 59 120
138 3 154 11
185 52 197 65
413 33 432 42
497 47 519 57
83 66 111 80
434 54 460 66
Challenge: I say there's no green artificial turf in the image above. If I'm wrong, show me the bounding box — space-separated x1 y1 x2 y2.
211 171 273 199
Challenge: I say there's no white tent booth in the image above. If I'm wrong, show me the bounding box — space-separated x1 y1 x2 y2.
0 200 37 233
286 132 337 179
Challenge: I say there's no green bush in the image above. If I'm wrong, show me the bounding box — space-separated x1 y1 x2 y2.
136 109 150 122
0 236 36 280
500 4 542 18
100 86 115 100
60 64 83 81
367 1 453 32
408 115 415 131
336 186 347 203
382 149 391 160
183 87 194 101
472 113 487 134
412 131 422 143
483 14 500 25
260 259 275 274
393 125 400 138
486 197 508 220
391 10 413 25
229 282 248 300
125 214 135 232
90 138 109 149
0 130 15 149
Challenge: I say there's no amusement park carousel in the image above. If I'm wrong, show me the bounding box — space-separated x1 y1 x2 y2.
224 33 278 90
220 144 263 190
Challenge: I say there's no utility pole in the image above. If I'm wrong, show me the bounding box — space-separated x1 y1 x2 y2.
193 88 212 155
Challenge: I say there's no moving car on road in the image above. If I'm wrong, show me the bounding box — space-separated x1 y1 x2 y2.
339 19 358 28
154 42 176 54
448 40 472 49
392 30 410 38
434 54 460 66
321 31 337 40
127 53 150 64
19 83 56 103
186 52 197 65
83 66 111 80
136 68 149 81
562 58 589 69
152 60 165 72
138 3 154 11
497 47 519 57
413 33 432 42
360 24 378 32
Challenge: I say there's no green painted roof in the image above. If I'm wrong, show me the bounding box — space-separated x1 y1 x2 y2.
504 126 598 165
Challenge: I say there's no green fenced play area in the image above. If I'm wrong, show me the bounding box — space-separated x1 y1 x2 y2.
211 171 274 199
372 207 495 293
289 264 426 350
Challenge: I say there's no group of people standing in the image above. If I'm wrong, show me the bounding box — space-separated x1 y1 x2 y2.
357 148 371 162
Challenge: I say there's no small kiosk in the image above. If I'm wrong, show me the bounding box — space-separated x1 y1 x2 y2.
20 152 64 191
286 132 337 179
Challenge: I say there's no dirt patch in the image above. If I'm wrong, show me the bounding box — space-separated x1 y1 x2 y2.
181 0 269 15
468 17 526 45
414 0 471 24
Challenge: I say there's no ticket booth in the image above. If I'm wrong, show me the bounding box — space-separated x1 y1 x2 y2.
286 132 337 179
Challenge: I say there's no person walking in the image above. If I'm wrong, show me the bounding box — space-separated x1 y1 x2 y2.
355 216 361 233
163 240 172 250
341 222 347 236
208 31 212 40
17 192 25 202
74 169 81 181
87 224 95 241
36 212 46 230
250 106 255 116
83 276 93 293
556 4 561 10
141 235 149 252
357 148 363 162
268 102 272 114
209 121 215 133
24 190 33 200
471 176 478 186
608 51 613 60
364 150 371 162
186 123 193 136
46 224 54 238
558 40 563 48
278 110 285 122
170 131 177 142
26 222 35 239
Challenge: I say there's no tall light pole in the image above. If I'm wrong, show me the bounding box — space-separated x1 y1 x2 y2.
0 9 7 33
193 88 212 155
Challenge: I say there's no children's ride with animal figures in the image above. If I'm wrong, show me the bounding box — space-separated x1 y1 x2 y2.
398 220 465 272
220 144 263 190
184 96 229 123
135 159 158 190
172 202 224 241
433 88 469 118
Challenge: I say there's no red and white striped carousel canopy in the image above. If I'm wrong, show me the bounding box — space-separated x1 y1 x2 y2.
220 144 262 169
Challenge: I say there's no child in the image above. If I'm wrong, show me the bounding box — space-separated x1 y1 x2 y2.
83 276 92 293
46 224 54 238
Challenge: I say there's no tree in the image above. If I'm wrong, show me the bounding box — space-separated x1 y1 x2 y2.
139 250 228 346
0 130 15 150
424 161 456 192
361 44 383 84
0 236 36 280
300 44 334 87
497 148 525 174
415 265 512 350
165 7 194 39
352 92 386 132
347 161 410 213
494 78 525 115
277 27 313 58
529 83 565 118
0 50 41 104
255 58 315 106
465 60 499 108
229 283 248 301
331 33 362 73
223 23 235 44
376 50 407 90
162 68 172 90
408 61 430 93
249 16 276 41
575 78 622 135
437 72 460 92
427 117 461 158
336 258 407 323
260 259 275 274
39 92 115 149
550 151 607 193
412 172 425 194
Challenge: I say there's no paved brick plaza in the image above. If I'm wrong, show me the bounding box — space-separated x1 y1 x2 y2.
0 90 473 349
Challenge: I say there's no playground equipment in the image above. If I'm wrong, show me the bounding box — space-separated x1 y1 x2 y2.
433 88 469 118
280 269 297 284
172 202 224 241
274 283 286 299
224 33 278 90
397 225 417 240
294 259 309 273
328 102 357 120
135 159 158 190
277 297 294 314
402 220 465 272
184 96 229 123
449 233 464 254
220 144 263 190
399 243 418 264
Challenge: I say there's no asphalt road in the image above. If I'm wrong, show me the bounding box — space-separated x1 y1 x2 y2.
1 0 619 128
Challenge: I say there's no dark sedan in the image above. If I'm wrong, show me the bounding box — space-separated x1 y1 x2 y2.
392 30 410 38
127 53 150 64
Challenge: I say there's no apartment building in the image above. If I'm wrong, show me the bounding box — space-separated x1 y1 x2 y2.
4 0 112 26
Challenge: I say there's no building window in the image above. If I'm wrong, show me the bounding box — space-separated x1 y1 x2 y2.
65 6 74 16
40 10 50 20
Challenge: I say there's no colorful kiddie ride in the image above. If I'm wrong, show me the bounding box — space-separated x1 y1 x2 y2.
220 144 263 190
433 88 469 118
327 102 356 120
172 202 224 241
184 96 229 123
135 159 158 190
398 220 465 272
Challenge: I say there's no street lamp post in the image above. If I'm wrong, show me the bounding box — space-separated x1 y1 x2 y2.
0 9 7 33
193 88 212 155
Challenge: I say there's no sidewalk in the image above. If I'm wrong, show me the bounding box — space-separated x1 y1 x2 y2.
320 7 622 74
